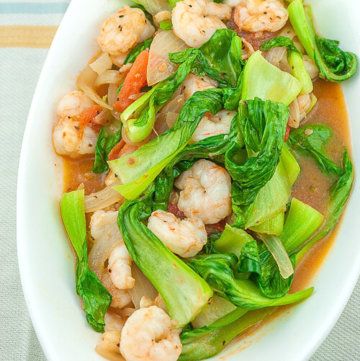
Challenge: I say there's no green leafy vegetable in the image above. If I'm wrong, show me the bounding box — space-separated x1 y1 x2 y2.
170 29 243 88
241 51 301 104
118 191 213 326
238 198 323 298
109 88 224 199
60 190 111 332
297 152 354 260
244 145 300 229
121 29 243 143
215 224 254 256
187 253 313 309
124 38 153 64
250 212 284 236
159 19 172 30
92 126 121 173
288 0 357 82
226 98 289 208
121 51 198 143
153 115 239 210
191 295 237 328
180 308 274 361
288 124 342 175
260 36 313 94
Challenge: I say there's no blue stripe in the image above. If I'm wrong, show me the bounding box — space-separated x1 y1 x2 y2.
0 2 69 14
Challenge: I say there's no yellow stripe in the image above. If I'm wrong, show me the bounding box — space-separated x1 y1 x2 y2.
0 25 57 48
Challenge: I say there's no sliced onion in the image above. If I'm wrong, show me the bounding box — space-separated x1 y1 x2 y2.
95 70 123 87
107 83 118 108
129 265 157 309
147 31 188 86
265 46 287 67
84 185 123 213
135 0 170 15
77 65 112 109
89 52 112 75
261 235 294 279
93 109 111 125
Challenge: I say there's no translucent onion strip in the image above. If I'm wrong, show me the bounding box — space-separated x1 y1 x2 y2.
129 265 157 309
147 31 187 86
77 65 112 109
84 185 123 213
89 52 112 75
95 70 123 87
261 235 294 279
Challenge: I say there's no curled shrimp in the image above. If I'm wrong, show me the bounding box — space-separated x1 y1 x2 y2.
175 159 232 224
120 306 182 361
172 0 232 48
96 313 124 361
233 0 288 33
108 244 135 290
98 6 155 66
182 74 217 99
89 210 133 309
192 110 236 142
53 90 98 158
147 210 207 257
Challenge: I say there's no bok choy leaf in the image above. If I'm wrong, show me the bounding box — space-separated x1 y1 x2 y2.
297 152 353 260
109 88 224 199
124 38 153 64
60 190 111 332
180 308 274 361
170 28 243 88
241 51 301 104
121 51 198 143
288 0 357 82
93 126 121 173
226 98 289 208
118 190 213 326
288 124 342 175
260 36 313 94
187 253 313 309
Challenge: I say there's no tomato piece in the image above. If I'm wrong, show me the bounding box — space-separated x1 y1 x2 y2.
113 50 149 112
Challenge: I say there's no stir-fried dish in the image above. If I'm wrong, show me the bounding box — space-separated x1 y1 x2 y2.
55 0 357 360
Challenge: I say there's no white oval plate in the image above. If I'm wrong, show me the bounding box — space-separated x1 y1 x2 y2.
17 0 360 360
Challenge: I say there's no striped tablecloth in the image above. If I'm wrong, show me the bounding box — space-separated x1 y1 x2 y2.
0 1 359 360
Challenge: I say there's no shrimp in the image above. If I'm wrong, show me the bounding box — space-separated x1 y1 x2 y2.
120 306 182 361
147 210 207 257
96 313 124 361
192 110 236 142
108 244 135 290
182 74 217 99
175 159 232 224
53 91 98 158
89 210 133 309
172 0 232 48
98 6 155 66
233 0 288 33
288 93 314 128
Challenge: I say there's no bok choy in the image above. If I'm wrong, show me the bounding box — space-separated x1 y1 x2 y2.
60 190 111 332
288 0 357 82
241 51 301 105
180 308 274 361
109 88 223 199
187 253 313 309
118 190 213 326
260 36 313 94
